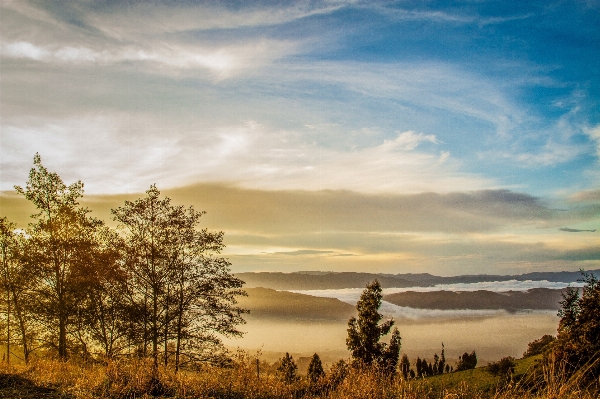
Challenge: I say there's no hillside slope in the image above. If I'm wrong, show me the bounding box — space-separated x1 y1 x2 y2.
237 287 357 320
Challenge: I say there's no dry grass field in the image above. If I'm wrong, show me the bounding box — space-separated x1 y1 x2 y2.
0 353 597 399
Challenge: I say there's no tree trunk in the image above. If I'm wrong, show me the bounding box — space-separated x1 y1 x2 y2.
152 284 158 369
12 293 30 364
59 314 67 359
143 287 148 357
57 271 67 360
163 283 169 367
175 289 183 373
6 285 10 365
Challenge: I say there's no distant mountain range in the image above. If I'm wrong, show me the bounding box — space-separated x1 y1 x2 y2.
235 270 599 290
384 288 565 311
236 272 414 290
237 287 567 320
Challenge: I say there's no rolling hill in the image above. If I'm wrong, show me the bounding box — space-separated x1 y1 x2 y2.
237 287 357 320
383 288 565 311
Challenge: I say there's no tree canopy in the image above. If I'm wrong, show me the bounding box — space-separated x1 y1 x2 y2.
1 155 247 369
552 271 600 380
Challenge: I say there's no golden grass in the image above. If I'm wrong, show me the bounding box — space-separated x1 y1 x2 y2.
0 353 597 399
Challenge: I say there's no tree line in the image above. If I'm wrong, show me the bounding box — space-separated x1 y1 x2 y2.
0 154 247 371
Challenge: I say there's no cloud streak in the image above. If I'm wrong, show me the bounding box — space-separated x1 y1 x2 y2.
0 118 490 194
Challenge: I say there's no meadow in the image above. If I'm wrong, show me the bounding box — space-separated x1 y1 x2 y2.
0 352 598 399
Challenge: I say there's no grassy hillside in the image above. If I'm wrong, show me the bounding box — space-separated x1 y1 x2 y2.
238 287 357 320
1 354 596 399
426 354 542 392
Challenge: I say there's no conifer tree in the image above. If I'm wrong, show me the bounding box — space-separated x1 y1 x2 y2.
277 352 298 383
307 353 325 383
400 353 411 379
346 280 401 373
438 343 446 374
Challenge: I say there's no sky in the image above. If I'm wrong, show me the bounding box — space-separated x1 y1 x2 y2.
1 0 599 276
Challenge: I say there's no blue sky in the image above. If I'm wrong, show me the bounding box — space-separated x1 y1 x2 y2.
1 0 599 275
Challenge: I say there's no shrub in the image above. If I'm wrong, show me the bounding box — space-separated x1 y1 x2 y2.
486 356 515 376
456 351 477 371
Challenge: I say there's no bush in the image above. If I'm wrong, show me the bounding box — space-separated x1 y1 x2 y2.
456 351 477 371
486 356 515 376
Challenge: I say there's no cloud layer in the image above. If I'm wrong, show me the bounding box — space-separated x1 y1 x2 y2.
1 0 599 275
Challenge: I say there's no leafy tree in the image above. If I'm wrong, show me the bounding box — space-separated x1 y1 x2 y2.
307 353 325 383
523 334 555 358
346 280 401 373
15 154 104 359
0 218 36 363
112 185 246 370
552 271 600 379
1 217 18 364
456 351 477 371
277 352 298 383
75 227 130 358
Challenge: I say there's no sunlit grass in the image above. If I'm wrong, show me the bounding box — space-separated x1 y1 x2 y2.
0 353 597 398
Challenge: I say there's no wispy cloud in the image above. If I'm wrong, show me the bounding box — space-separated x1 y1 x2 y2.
1 39 298 77
585 125 600 158
571 189 600 203
0 116 490 194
